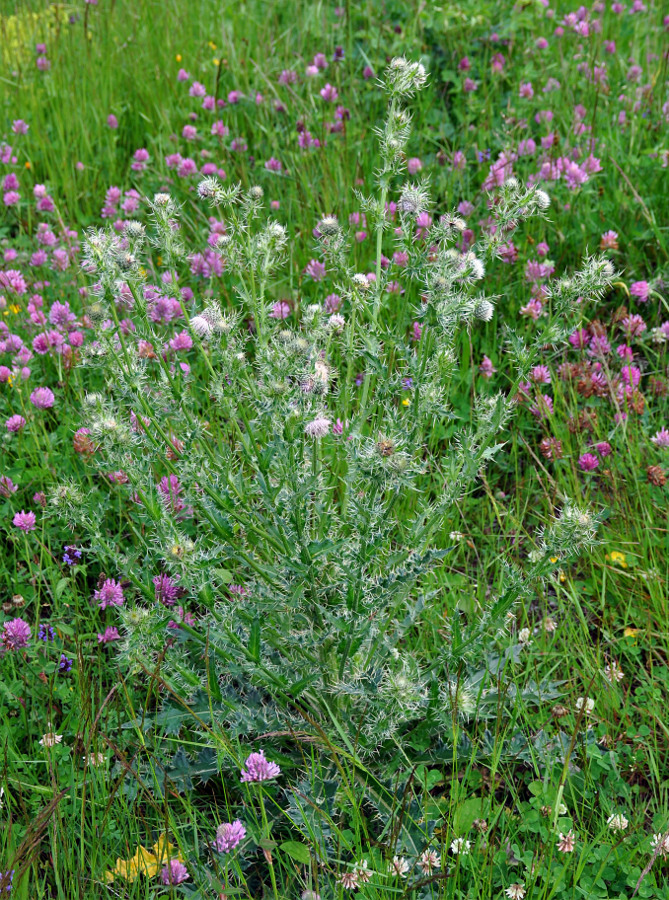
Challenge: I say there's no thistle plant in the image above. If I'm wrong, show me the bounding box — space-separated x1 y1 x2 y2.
74 58 615 753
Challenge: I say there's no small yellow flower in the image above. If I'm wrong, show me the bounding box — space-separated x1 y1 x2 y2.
175 53 182 62
213 58 220 66
402 398 410 407
9 304 20 314
623 627 639 639
605 551 628 568
558 571 566 583
208 41 217 50
25 161 31 169
156 255 163 266
549 556 559 564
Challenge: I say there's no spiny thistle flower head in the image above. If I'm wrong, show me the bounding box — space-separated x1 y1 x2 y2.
398 184 430 216
384 57 428 96
352 272 372 290
125 220 145 239
152 192 174 210
318 214 340 236
305 416 331 438
474 299 494 321
197 175 226 204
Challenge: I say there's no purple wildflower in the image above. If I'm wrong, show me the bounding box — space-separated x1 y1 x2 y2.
97 627 121 644
240 749 281 782
63 545 82 566
652 428 669 449
38 624 55 642
13 510 36 532
630 280 650 303
479 356 496 379
1 617 31 651
94 578 125 610
6 415 26 433
58 654 73 673
153 573 181 606
578 453 600 472
160 860 189 885
214 820 247 852
0 476 18 498
305 259 326 281
29 387 55 409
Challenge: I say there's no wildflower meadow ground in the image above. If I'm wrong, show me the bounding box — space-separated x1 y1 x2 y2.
1 0 669 898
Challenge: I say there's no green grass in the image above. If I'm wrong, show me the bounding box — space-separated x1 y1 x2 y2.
1 0 669 898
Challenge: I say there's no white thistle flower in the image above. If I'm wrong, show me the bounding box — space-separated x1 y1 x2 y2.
305 417 331 438
190 316 212 338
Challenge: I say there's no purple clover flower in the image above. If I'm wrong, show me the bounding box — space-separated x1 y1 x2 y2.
1 617 31 651
13 510 36 532
153 573 181 606
160 860 189 885
240 749 281 783
94 578 124 610
214 819 246 852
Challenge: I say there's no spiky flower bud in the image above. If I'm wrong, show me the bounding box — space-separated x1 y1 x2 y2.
305 416 331 438
475 299 494 321
398 185 429 216
352 273 371 290
318 215 340 236
535 189 551 210
190 316 212 338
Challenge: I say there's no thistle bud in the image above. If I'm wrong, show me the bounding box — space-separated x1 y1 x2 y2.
474 299 494 321
190 315 212 338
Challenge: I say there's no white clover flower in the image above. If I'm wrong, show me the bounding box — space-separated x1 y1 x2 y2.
390 856 410 878
327 314 346 332
604 660 624 683
607 813 629 832
450 837 471 855
518 627 532 644
651 832 669 857
506 885 526 900
575 697 595 715
417 849 440 874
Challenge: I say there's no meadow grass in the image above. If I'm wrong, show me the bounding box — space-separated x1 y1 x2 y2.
1 1 668 898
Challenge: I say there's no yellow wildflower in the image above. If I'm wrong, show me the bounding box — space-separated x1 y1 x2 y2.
175 54 182 62
605 551 628 568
